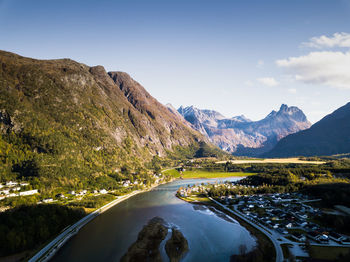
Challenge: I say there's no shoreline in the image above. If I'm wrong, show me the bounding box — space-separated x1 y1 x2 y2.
29 175 241 262
178 194 278 261
28 179 174 262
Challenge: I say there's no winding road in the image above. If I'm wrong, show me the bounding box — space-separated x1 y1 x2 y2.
209 197 284 262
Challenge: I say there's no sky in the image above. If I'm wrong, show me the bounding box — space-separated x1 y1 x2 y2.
1 0 350 123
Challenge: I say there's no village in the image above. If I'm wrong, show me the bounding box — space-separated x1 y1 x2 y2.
178 181 350 250
0 173 165 209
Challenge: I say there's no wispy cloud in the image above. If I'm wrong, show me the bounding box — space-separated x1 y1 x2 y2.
301 32 350 49
276 51 350 89
257 77 279 87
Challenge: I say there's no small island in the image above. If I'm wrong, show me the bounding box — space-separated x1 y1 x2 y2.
121 217 189 262
165 228 189 262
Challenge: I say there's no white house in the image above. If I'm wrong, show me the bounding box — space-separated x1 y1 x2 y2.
99 189 108 194
286 223 293 228
0 189 10 195
19 189 38 196
43 198 53 203
6 181 18 187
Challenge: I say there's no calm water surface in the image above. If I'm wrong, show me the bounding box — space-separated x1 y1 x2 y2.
52 177 256 262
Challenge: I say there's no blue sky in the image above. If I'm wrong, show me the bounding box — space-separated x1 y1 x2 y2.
1 0 350 122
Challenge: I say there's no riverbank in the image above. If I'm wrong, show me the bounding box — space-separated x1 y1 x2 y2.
178 194 277 262
29 179 174 262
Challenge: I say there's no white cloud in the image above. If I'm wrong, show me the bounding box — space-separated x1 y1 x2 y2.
302 32 350 49
288 88 297 94
276 51 350 89
257 77 279 87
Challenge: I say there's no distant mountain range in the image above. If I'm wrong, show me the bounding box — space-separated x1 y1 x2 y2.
265 102 350 157
177 104 311 156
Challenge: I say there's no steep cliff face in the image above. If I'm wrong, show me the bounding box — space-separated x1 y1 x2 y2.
265 102 350 157
178 104 311 155
0 50 209 185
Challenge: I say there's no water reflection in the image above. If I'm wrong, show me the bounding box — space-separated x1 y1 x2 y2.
51 177 256 262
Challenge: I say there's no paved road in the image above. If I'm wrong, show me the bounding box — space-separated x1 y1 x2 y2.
29 191 141 262
209 197 284 262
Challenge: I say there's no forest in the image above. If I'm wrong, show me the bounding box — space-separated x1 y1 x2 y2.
0 204 85 257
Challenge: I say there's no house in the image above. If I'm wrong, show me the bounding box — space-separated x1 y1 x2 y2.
19 189 38 196
99 189 108 194
285 223 293 229
122 180 131 187
329 232 345 243
316 234 329 243
0 189 10 195
291 233 306 242
6 181 18 187
308 232 329 243
300 222 308 227
55 193 65 198
43 198 53 203
68 191 76 195
20 182 29 186
341 237 350 245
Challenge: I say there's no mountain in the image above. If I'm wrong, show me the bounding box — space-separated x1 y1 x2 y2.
177 106 226 137
0 50 218 189
265 102 350 157
178 104 311 155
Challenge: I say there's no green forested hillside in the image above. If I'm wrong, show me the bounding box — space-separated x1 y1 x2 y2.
0 50 221 193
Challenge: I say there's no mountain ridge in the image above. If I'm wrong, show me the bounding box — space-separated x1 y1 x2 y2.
178 104 311 155
265 102 350 157
0 50 221 190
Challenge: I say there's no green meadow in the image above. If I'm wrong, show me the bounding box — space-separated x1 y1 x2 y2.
163 169 255 179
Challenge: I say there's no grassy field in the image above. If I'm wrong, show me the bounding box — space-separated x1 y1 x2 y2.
309 245 350 260
162 169 254 178
173 170 255 179
216 158 325 165
181 195 211 203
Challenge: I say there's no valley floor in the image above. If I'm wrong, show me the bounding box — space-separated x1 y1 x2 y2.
216 158 325 165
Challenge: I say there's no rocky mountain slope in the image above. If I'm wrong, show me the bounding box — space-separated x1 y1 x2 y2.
0 50 216 189
178 104 311 155
265 102 350 157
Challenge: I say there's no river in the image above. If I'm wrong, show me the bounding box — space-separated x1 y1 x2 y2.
51 177 256 262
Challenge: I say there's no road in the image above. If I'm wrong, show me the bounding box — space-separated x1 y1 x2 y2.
29 190 142 262
209 197 284 262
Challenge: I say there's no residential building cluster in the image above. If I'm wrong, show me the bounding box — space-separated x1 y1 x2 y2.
226 193 350 245
0 181 38 200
